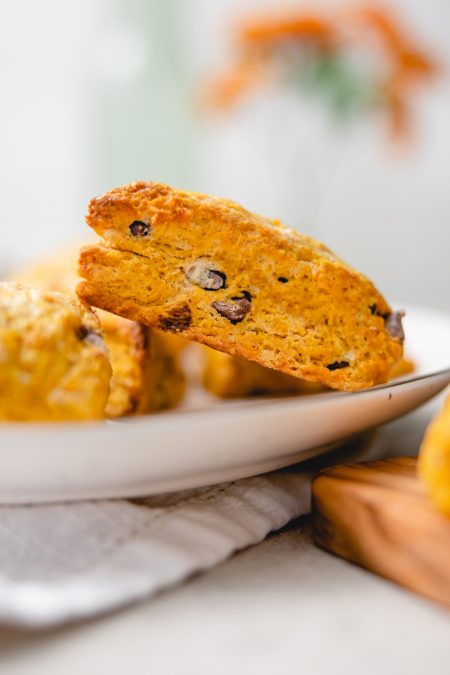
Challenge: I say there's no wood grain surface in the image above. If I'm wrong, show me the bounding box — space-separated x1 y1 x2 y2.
312 457 450 609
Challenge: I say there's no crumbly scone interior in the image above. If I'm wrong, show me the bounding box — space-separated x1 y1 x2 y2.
78 182 403 391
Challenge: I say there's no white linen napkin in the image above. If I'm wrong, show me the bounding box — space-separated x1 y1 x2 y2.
0 470 312 628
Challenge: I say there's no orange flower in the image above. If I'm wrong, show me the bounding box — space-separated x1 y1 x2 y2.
347 6 437 136
239 14 336 49
203 59 268 110
204 3 438 138
349 6 435 70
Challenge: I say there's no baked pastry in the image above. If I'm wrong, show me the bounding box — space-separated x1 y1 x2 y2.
78 181 404 392
15 250 185 417
202 347 323 398
418 392 450 517
202 348 413 399
388 356 414 380
0 282 111 421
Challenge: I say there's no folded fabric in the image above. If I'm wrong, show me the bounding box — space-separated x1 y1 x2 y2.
0 470 313 628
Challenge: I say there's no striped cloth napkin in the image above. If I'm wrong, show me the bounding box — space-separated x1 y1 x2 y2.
0 470 313 628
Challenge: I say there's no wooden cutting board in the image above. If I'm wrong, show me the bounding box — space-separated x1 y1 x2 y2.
312 457 450 609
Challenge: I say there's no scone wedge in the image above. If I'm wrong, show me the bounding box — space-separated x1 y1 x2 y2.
78 181 404 392
0 282 111 421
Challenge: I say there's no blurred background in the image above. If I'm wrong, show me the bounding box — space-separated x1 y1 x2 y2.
0 0 449 309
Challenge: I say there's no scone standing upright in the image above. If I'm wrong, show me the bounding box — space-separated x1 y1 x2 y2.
0 282 111 421
78 181 404 392
15 249 185 417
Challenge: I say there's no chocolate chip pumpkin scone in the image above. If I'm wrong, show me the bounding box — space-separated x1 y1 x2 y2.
15 249 185 417
0 282 111 421
78 181 404 391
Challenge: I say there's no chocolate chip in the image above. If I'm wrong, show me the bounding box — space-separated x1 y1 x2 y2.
158 303 192 333
369 303 389 320
76 325 103 347
278 276 288 284
127 396 140 414
326 360 350 371
232 290 252 302
212 298 251 324
385 310 405 343
185 263 226 291
76 325 89 340
129 220 151 237
207 270 226 290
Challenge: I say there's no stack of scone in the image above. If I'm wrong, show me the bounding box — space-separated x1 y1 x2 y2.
2 180 408 424
2 180 449 523
13 249 186 419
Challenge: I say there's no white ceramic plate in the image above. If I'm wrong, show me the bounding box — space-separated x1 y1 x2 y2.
0 304 449 504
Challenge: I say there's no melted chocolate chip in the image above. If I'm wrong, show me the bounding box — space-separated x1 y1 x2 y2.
185 263 226 291
129 220 151 237
76 325 90 340
140 326 150 351
385 310 405 343
278 276 288 284
212 298 251 324
206 270 227 290
326 360 350 371
158 303 192 333
369 303 389 320
76 325 103 347
232 290 252 302
127 396 140 414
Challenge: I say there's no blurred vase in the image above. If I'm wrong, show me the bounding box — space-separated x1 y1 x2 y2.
90 0 192 193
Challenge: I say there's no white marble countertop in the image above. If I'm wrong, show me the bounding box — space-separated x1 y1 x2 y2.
0 401 449 674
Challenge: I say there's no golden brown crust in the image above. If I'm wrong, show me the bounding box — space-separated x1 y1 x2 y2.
418 393 450 517
78 181 403 392
100 314 150 416
0 282 111 421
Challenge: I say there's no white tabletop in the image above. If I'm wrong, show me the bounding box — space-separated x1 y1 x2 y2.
0 401 449 675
